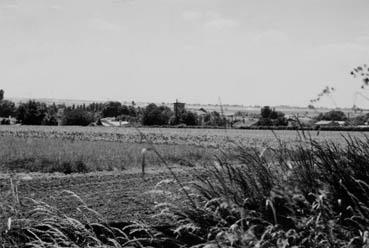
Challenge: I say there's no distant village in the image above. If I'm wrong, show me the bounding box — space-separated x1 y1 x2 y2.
1 90 369 130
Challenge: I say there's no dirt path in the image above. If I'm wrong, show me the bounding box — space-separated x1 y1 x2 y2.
0 167 195 223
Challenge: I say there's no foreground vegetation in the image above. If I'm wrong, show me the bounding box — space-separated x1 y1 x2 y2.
2 132 369 247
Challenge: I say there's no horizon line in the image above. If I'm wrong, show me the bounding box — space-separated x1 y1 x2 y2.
5 95 365 111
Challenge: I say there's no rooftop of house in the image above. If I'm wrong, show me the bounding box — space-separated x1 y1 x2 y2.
315 120 346 125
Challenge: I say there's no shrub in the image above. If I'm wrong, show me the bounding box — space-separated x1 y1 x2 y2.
142 103 173 126
62 109 95 126
258 106 287 126
317 110 347 121
0 118 10 125
181 111 199 126
102 101 122 117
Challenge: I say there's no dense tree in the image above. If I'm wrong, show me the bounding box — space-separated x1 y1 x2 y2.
128 105 138 117
258 117 273 126
87 102 104 112
42 113 58 125
0 89 16 118
317 110 347 121
142 103 173 126
181 111 199 126
102 101 122 117
119 105 130 116
350 113 369 126
62 109 95 126
16 101 48 125
100 101 140 123
0 100 16 117
40 103 59 125
261 106 273 119
258 106 287 126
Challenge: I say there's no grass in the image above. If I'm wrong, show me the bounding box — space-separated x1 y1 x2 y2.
149 132 369 247
0 136 213 173
1 124 368 174
2 131 369 247
1 186 178 247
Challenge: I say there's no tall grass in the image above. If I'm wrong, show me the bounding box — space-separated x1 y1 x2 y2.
150 133 369 247
1 177 180 247
3 133 369 247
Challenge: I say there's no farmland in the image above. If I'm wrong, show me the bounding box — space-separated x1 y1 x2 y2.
2 126 369 247
0 125 367 148
0 125 368 174
0 136 211 173
0 168 194 224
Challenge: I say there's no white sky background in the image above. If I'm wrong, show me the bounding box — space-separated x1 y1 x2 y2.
1 0 369 107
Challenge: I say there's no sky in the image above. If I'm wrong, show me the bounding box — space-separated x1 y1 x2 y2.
1 0 369 108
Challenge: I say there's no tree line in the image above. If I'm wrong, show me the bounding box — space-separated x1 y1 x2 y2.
0 90 229 126
0 89 358 127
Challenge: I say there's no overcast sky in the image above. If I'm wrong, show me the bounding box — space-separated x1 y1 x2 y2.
1 0 369 107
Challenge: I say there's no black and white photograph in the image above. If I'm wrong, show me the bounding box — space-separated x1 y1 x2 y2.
1 0 369 247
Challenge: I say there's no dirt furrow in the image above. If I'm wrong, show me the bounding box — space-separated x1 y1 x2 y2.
0 169 195 222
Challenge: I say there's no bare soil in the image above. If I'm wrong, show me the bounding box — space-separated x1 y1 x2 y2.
0 167 195 223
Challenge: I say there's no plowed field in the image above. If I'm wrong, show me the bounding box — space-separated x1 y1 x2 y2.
0 168 194 223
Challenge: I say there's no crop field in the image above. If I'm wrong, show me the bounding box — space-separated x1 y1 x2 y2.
1 125 367 174
2 126 369 242
0 136 212 173
2 126 369 246
0 125 367 149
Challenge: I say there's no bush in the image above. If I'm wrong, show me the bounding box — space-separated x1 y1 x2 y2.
62 109 95 126
101 102 138 118
142 103 173 126
316 110 347 121
258 106 287 126
102 101 122 117
182 111 199 126
0 118 10 125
